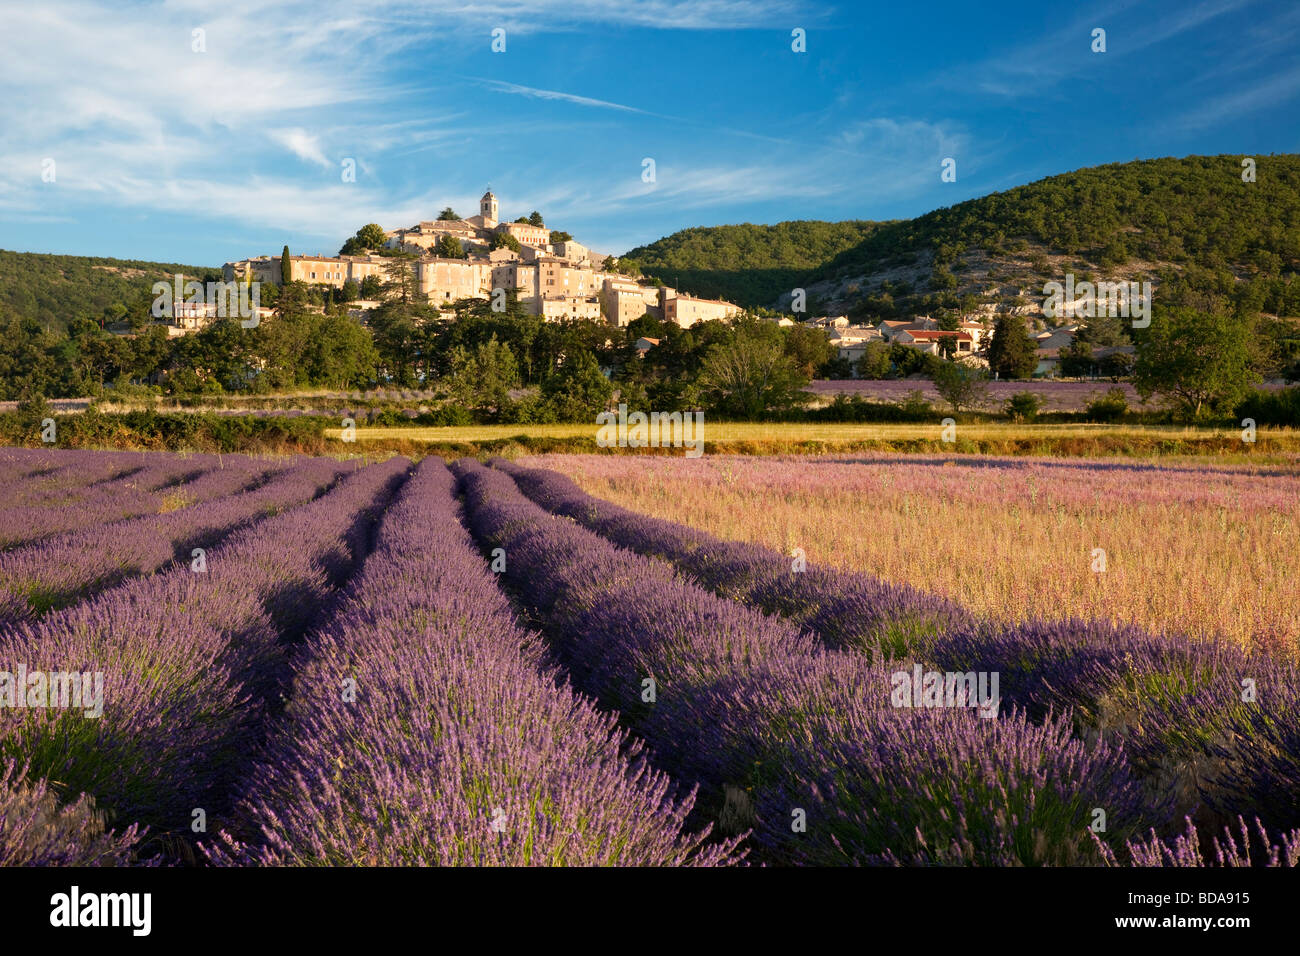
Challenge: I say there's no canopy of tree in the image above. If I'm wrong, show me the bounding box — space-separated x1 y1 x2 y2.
338 224 389 256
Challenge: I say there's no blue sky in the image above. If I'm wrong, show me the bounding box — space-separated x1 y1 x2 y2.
2 0 1298 267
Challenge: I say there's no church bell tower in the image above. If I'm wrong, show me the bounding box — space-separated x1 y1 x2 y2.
480 189 499 226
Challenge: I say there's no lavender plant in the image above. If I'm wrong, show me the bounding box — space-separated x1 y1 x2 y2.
0 456 410 841
207 458 738 866
454 458 1154 865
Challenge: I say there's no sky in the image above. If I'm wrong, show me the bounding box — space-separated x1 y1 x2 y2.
1 0 1298 267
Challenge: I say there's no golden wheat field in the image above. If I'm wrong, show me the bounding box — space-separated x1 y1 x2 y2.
529 452 1300 655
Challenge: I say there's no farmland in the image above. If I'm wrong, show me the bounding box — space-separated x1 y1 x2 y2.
332 421 1300 462
1 445 1297 867
530 453 1300 654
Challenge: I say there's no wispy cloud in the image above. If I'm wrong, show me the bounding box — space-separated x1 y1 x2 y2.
268 129 334 169
940 0 1252 96
472 80 655 114
1165 61 1300 132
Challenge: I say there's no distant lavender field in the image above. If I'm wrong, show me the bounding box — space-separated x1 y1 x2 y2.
807 380 1150 412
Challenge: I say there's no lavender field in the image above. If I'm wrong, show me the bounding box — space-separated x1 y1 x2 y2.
807 379 1151 412
2 447 1298 867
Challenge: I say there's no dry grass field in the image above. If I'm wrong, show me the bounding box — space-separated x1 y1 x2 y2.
529 452 1300 655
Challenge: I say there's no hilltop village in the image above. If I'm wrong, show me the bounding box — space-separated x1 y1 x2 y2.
222 191 741 329
208 191 1134 381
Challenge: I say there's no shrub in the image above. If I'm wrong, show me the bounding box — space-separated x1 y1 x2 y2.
1005 391 1042 422
1236 386 1300 426
1085 387 1128 422
899 389 934 421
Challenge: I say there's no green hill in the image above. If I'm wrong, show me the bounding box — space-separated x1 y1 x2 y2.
623 154 1300 321
0 250 216 332
620 220 885 307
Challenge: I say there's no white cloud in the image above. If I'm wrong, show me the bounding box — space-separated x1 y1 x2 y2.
268 129 334 169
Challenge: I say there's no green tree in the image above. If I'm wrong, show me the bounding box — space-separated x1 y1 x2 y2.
549 230 572 243
367 304 422 387
1004 391 1042 422
987 315 1038 379
302 313 378 388
1133 308 1262 419
445 335 519 417
339 223 388 256
437 207 460 221
931 360 990 414
697 321 809 419
381 257 417 305
434 235 465 259
1076 314 1128 347
782 323 834 377
541 350 611 421
281 245 291 284
490 232 521 253
855 340 892 379
1058 339 1095 378
528 211 544 227
0 310 58 399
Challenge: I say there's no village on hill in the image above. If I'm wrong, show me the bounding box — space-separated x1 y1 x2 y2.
200 189 1118 380
221 190 742 330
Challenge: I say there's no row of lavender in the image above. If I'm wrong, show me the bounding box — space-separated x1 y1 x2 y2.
205 458 738 865
491 457 972 657
454 459 1166 865
4 447 1294 866
1 453 409 863
0 448 213 547
0 454 351 627
480 459 1300 865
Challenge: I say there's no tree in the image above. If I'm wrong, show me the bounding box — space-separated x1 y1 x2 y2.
434 235 465 259
1075 314 1128 347
490 231 521 253
528 211 544 227
1098 350 1134 382
1005 391 1042 422
1133 307 1262 419
782 324 834 377
437 207 460 221
0 310 58 399
381 256 416 305
280 245 291 284
987 315 1038 379
541 350 611 421
367 303 422 386
855 340 892 379
339 223 388 256
936 313 960 359
302 313 378 389
697 322 809 419
549 230 572 243
931 360 990 414
1058 340 1095 378
445 335 519 417
360 275 382 299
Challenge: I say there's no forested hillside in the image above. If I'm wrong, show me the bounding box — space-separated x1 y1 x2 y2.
622 155 1300 321
620 220 884 307
0 250 215 332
